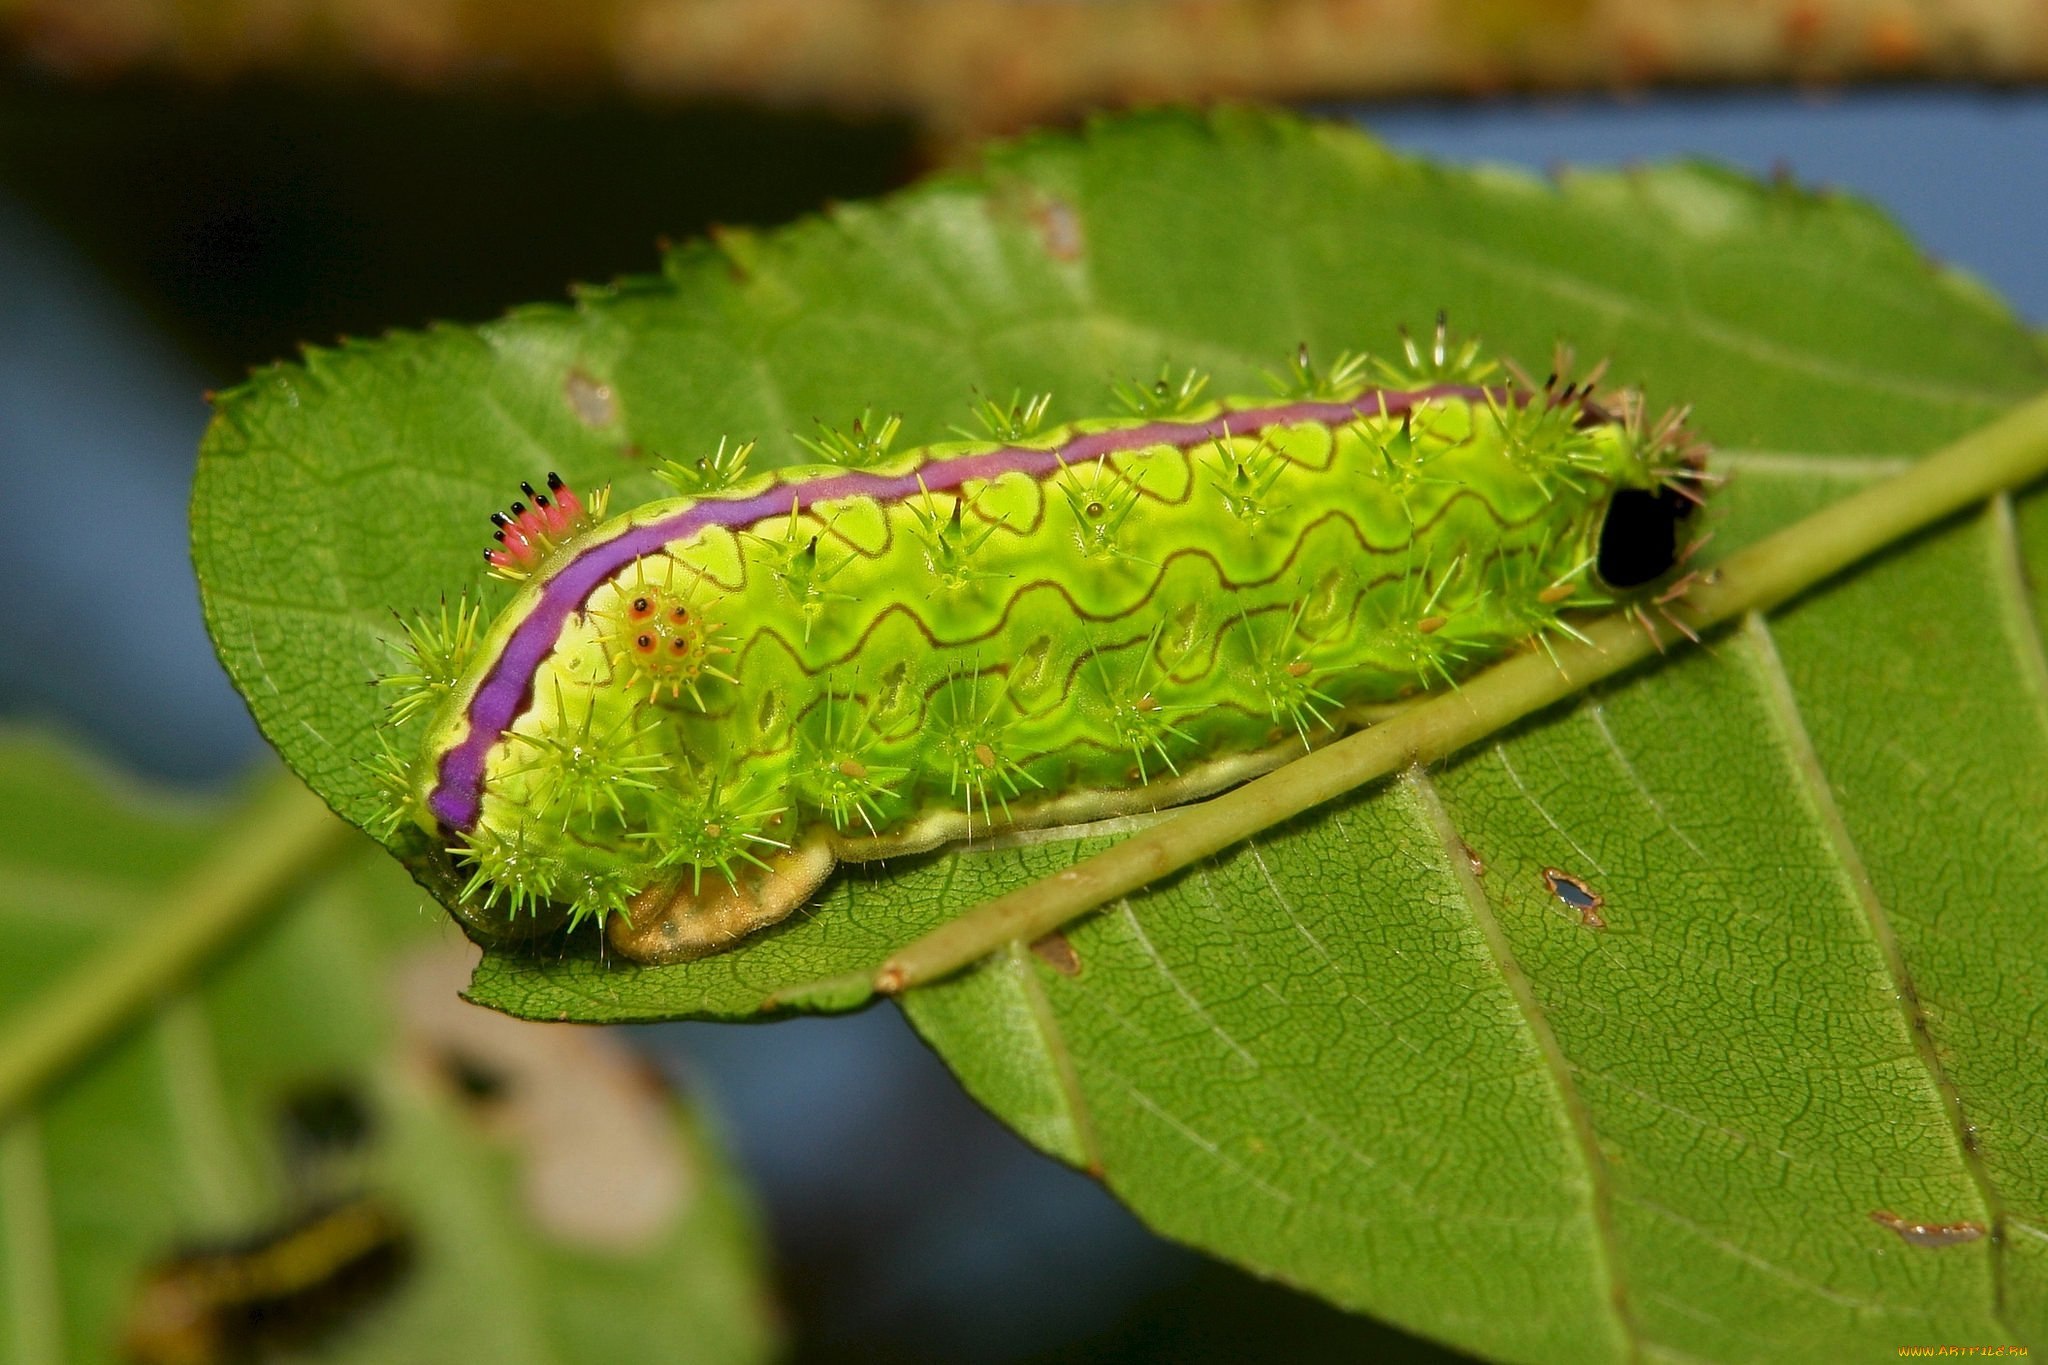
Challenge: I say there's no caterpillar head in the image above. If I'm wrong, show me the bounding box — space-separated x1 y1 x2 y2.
1595 485 1696 588
1591 394 1714 589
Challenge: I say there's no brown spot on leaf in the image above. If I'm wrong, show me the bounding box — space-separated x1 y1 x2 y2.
1870 1209 1986 1248
563 368 616 428
1031 931 1082 977
1542 867 1606 929
1457 839 1485 877
1030 196 1083 262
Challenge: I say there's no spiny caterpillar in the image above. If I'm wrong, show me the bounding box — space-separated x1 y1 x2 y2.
375 324 1708 964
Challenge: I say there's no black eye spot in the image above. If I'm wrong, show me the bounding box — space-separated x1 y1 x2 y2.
1596 487 1690 589
635 633 655 652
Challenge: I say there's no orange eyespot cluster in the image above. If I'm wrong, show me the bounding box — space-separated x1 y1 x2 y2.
605 583 726 702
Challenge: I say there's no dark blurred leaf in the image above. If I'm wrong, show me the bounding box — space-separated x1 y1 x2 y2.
0 733 776 1364
0 77 913 373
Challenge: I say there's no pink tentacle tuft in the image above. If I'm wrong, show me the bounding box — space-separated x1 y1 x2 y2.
483 472 606 580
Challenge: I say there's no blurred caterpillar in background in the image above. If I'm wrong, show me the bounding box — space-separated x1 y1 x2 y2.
123 1081 411 1365
122 1198 412 1365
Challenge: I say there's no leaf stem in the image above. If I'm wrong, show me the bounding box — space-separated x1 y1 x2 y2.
0 774 350 1123
876 388 2048 993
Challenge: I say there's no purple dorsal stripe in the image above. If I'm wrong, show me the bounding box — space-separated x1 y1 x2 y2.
427 385 1495 830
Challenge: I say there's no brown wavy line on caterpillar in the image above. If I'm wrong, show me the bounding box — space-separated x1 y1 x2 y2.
717 609 1308 771
704 487 1574 692
659 527 1562 786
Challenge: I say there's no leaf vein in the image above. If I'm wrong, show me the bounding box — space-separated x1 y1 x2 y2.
1739 611 2015 1336
1986 494 2048 744
1004 939 1104 1175
1406 766 1642 1364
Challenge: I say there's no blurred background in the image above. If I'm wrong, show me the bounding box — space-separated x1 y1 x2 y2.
2 3 2044 1361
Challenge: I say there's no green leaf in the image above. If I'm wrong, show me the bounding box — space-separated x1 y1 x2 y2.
195 108 2048 1360
0 732 776 1365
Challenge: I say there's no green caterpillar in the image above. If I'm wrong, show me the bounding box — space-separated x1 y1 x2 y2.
376 327 1706 963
